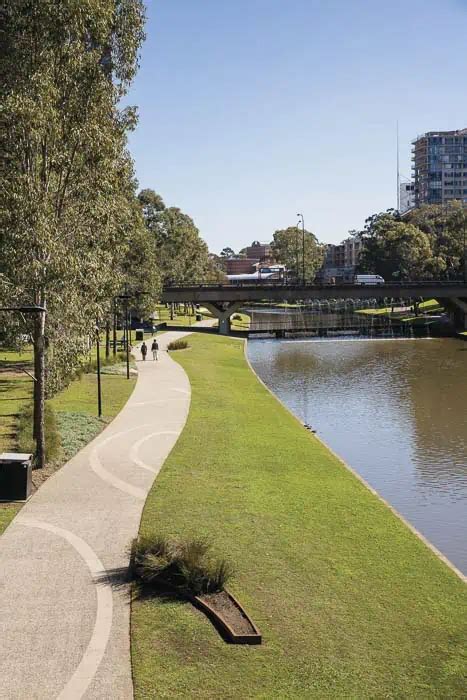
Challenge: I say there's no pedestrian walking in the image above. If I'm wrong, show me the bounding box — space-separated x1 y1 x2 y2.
141 341 148 361
151 338 159 361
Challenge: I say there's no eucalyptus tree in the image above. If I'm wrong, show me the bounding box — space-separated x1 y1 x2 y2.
271 227 325 281
0 0 145 466
406 202 467 279
137 188 214 285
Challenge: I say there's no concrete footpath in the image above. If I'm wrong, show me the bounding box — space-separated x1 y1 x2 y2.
0 331 195 699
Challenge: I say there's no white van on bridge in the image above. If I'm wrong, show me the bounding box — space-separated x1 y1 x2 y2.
354 274 385 286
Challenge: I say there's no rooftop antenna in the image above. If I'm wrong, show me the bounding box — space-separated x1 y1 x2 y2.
396 120 400 211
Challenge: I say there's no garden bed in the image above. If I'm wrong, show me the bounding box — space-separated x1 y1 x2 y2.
191 589 261 644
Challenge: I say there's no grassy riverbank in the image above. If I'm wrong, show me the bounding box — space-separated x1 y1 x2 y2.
132 334 467 699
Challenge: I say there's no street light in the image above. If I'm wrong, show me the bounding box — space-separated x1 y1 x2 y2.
295 224 300 283
115 292 132 379
95 320 102 418
297 213 305 285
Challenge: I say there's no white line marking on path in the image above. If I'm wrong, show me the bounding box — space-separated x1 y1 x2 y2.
17 517 113 700
127 398 189 407
171 387 190 395
90 424 154 500
129 431 179 473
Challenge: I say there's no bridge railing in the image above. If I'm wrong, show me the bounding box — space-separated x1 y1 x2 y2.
162 279 465 290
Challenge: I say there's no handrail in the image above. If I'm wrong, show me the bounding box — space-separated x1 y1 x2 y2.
162 280 466 290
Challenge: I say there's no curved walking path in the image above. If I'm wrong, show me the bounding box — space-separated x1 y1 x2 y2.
0 330 196 700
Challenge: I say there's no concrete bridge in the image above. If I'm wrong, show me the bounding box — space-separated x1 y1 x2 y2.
161 281 467 334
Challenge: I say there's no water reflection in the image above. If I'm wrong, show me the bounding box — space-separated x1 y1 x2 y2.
247 338 467 574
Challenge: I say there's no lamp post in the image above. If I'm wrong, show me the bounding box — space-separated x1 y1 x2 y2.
115 292 132 379
112 297 118 356
95 320 102 418
295 225 300 283
297 213 305 285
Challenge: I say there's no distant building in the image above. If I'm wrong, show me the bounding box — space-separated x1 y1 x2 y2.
319 236 362 282
225 258 258 275
412 128 467 207
245 241 273 261
324 237 362 268
399 181 415 213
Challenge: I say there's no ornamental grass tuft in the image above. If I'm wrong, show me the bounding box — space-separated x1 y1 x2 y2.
131 535 234 595
167 339 189 351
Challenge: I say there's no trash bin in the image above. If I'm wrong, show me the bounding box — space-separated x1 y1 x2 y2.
135 329 144 341
196 314 202 322
0 453 33 501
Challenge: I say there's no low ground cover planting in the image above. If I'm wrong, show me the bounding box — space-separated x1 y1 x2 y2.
132 334 467 699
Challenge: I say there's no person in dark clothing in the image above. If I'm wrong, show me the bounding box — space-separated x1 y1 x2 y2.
141 341 148 361
151 339 159 361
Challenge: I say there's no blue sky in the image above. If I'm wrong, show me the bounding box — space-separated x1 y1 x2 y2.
126 0 467 251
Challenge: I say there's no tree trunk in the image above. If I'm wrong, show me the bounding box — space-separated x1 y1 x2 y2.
33 307 46 469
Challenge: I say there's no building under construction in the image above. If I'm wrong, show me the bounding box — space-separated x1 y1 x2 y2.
412 128 467 207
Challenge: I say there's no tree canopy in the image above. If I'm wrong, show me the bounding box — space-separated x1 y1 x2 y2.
356 205 466 280
272 227 325 282
137 189 215 284
0 0 146 464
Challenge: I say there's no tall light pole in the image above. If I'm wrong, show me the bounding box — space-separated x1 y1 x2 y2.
297 213 305 285
95 320 102 418
116 291 132 379
295 224 300 283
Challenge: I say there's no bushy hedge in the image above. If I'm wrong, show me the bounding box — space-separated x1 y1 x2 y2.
17 402 61 464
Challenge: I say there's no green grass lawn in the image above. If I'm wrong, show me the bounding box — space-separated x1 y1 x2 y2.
357 298 443 317
50 371 135 417
0 504 21 536
132 334 467 699
230 312 250 331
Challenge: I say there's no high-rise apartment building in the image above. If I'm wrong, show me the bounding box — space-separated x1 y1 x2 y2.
412 129 467 207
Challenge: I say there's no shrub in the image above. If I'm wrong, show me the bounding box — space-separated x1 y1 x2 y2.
17 402 61 464
80 351 127 375
131 535 234 595
167 339 189 351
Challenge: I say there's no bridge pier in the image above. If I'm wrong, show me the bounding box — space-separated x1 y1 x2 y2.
445 297 467 331
204 301 243 335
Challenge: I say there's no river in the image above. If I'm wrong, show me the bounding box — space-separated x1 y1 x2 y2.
247 337 467 575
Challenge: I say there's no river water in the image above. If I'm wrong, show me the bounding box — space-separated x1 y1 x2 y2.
247 337 467 574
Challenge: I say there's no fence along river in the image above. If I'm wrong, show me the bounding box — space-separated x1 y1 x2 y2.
247 335 467 575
